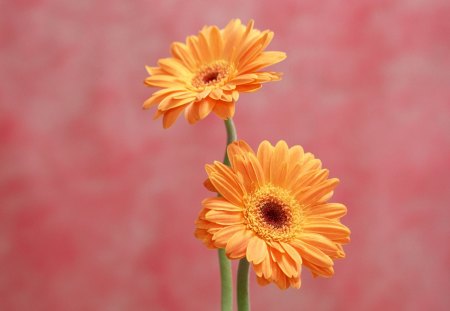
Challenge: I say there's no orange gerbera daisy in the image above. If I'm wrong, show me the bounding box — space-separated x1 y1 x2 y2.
195 140 350 289
143 19 286 128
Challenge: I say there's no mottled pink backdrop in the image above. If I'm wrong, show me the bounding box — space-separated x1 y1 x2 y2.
1 0 450 310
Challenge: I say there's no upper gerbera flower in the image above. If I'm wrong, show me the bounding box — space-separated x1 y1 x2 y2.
195 140 350 289
143 19 286 128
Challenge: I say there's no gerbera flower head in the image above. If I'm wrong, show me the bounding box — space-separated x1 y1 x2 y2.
143 19 286 128
195 140 350 289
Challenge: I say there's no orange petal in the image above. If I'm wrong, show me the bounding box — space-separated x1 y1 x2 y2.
185 35 200 59
197 28 213 63
291 239 334 268
144 75 183 88
287 145 304 170
209 173 243 205
170 42 196 70
296 178 339 204
301 155 322 171
305 203 347 219
145 65 164 75
303 259 335 278
261 254 273 279
222 19 245 60
235 83 262 93
240 51 286 73
209 25 223 59
184 102 200 124
203 178 217 192
159 96 196 111
289 170 321 195
256 276 271 286
298 233 341 255
162 106 185 128
198 99 216 120
229 153 265 191
267 240 285 253
257 140 274 181
230 155 254 192
288 276 302 289
271 249 299 278
143 87 186 109
225 230 254 259
246 236 268 264
206 161 245 205
246 153 265 186
295 169 330 190
212 224 246 248
158 58 191 76
270 140 289 186
280 242 302 265
229 73 257 85
237 31 274 69
302 217 351 240
202 197 242 212
212 101 235 119
227 140 254 161
274 272 288 290
210 88 224 100
205 210 243 225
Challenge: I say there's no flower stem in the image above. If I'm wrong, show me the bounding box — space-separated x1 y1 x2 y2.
223 118 237 165
218 118 237 311
237 259 250 311
218 249 232 311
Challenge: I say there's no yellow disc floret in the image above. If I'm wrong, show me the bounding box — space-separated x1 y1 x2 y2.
243 183 303 241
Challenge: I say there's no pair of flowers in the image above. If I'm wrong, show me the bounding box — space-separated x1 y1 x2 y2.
143 19 350 290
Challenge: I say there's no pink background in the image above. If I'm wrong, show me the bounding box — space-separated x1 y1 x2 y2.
1 0 450 310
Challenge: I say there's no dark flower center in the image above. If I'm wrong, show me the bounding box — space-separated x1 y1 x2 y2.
260 201 289 229
202 71 219 84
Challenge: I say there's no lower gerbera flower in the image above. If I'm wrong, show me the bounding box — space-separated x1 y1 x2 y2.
143 19 286 128
195 140 350 289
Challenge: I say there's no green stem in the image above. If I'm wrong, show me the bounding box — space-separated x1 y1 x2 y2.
223 118 237 165
218 118 237 311
237 259 250 311
218 249 232 311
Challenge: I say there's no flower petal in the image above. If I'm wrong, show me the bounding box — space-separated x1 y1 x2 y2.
159 95 196 111
280 242 302 265
240 51 287 73
212 101 235 119
209 25 223 59
226 230 254 259
206 162 245 206
296 178 339 204
260 254 273 279
256 276 271 286
270 140 289 186
235 83 262 93
158 58 191 76
205 210 243 225
162 106 185 128
202 197 242 212
290 239 334 268
302 217 351 240
298 233 342 256
170 42 197 70
212 224 246 248
305 203 347 219
257 140 274 181
246 236 268 264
